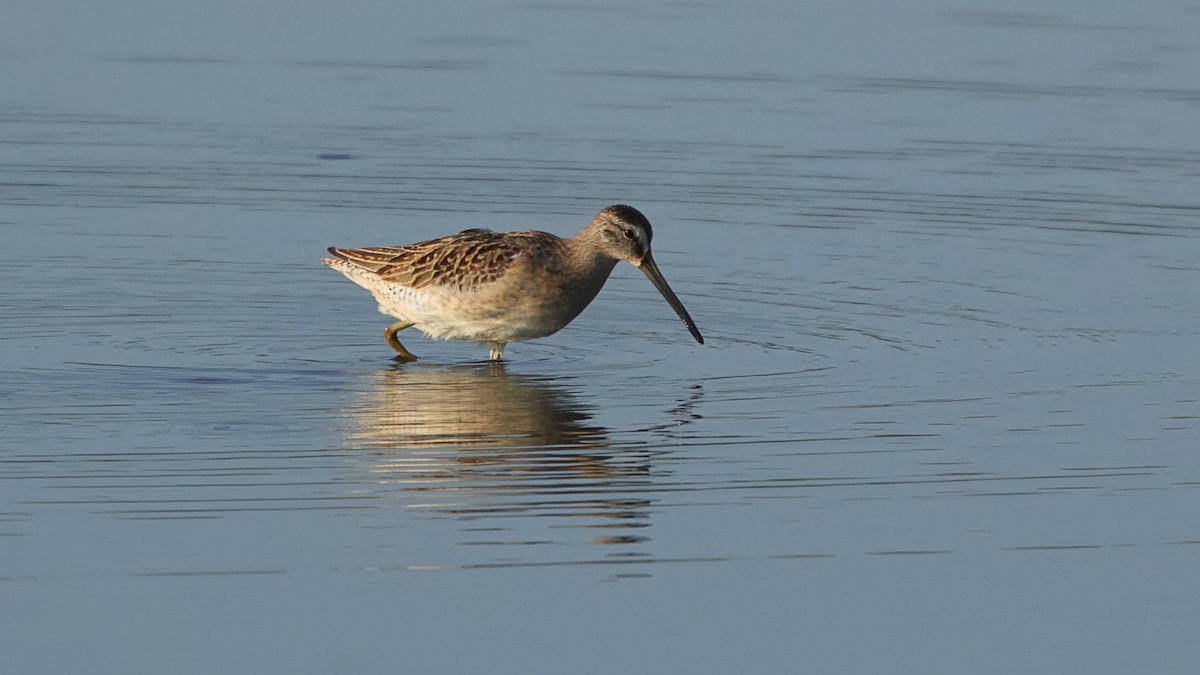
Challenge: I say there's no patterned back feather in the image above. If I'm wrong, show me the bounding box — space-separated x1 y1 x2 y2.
326 229 562 291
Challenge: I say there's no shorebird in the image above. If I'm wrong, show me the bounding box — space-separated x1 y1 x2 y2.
323 204 703 362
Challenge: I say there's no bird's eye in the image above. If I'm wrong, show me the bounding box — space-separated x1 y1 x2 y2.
622 228 635 240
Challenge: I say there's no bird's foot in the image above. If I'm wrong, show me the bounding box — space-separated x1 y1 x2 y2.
385 322 419 362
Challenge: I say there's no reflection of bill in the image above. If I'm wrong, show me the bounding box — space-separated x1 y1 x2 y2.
339 363 652 542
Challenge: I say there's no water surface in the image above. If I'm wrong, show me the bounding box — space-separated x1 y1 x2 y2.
3 1 1199 673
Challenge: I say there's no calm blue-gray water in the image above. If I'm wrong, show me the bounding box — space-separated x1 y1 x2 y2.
3 1 1199 673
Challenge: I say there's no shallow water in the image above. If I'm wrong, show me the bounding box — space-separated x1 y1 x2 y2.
3 1 1200 673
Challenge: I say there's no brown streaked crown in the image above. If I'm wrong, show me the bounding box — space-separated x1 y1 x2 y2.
596 204 653 242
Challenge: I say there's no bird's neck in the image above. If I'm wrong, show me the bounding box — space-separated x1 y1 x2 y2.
562 230 620 291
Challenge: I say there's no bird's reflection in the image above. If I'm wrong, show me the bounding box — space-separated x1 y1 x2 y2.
338 362 655 544
343 361 608 449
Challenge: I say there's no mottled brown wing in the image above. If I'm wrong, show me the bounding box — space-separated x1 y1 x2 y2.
327 229 559 291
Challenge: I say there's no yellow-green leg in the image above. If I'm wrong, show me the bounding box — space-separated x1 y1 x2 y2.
488 342 506 361
384 321 418 362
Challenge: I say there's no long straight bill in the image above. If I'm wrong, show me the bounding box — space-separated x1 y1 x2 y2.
637 253 704 345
